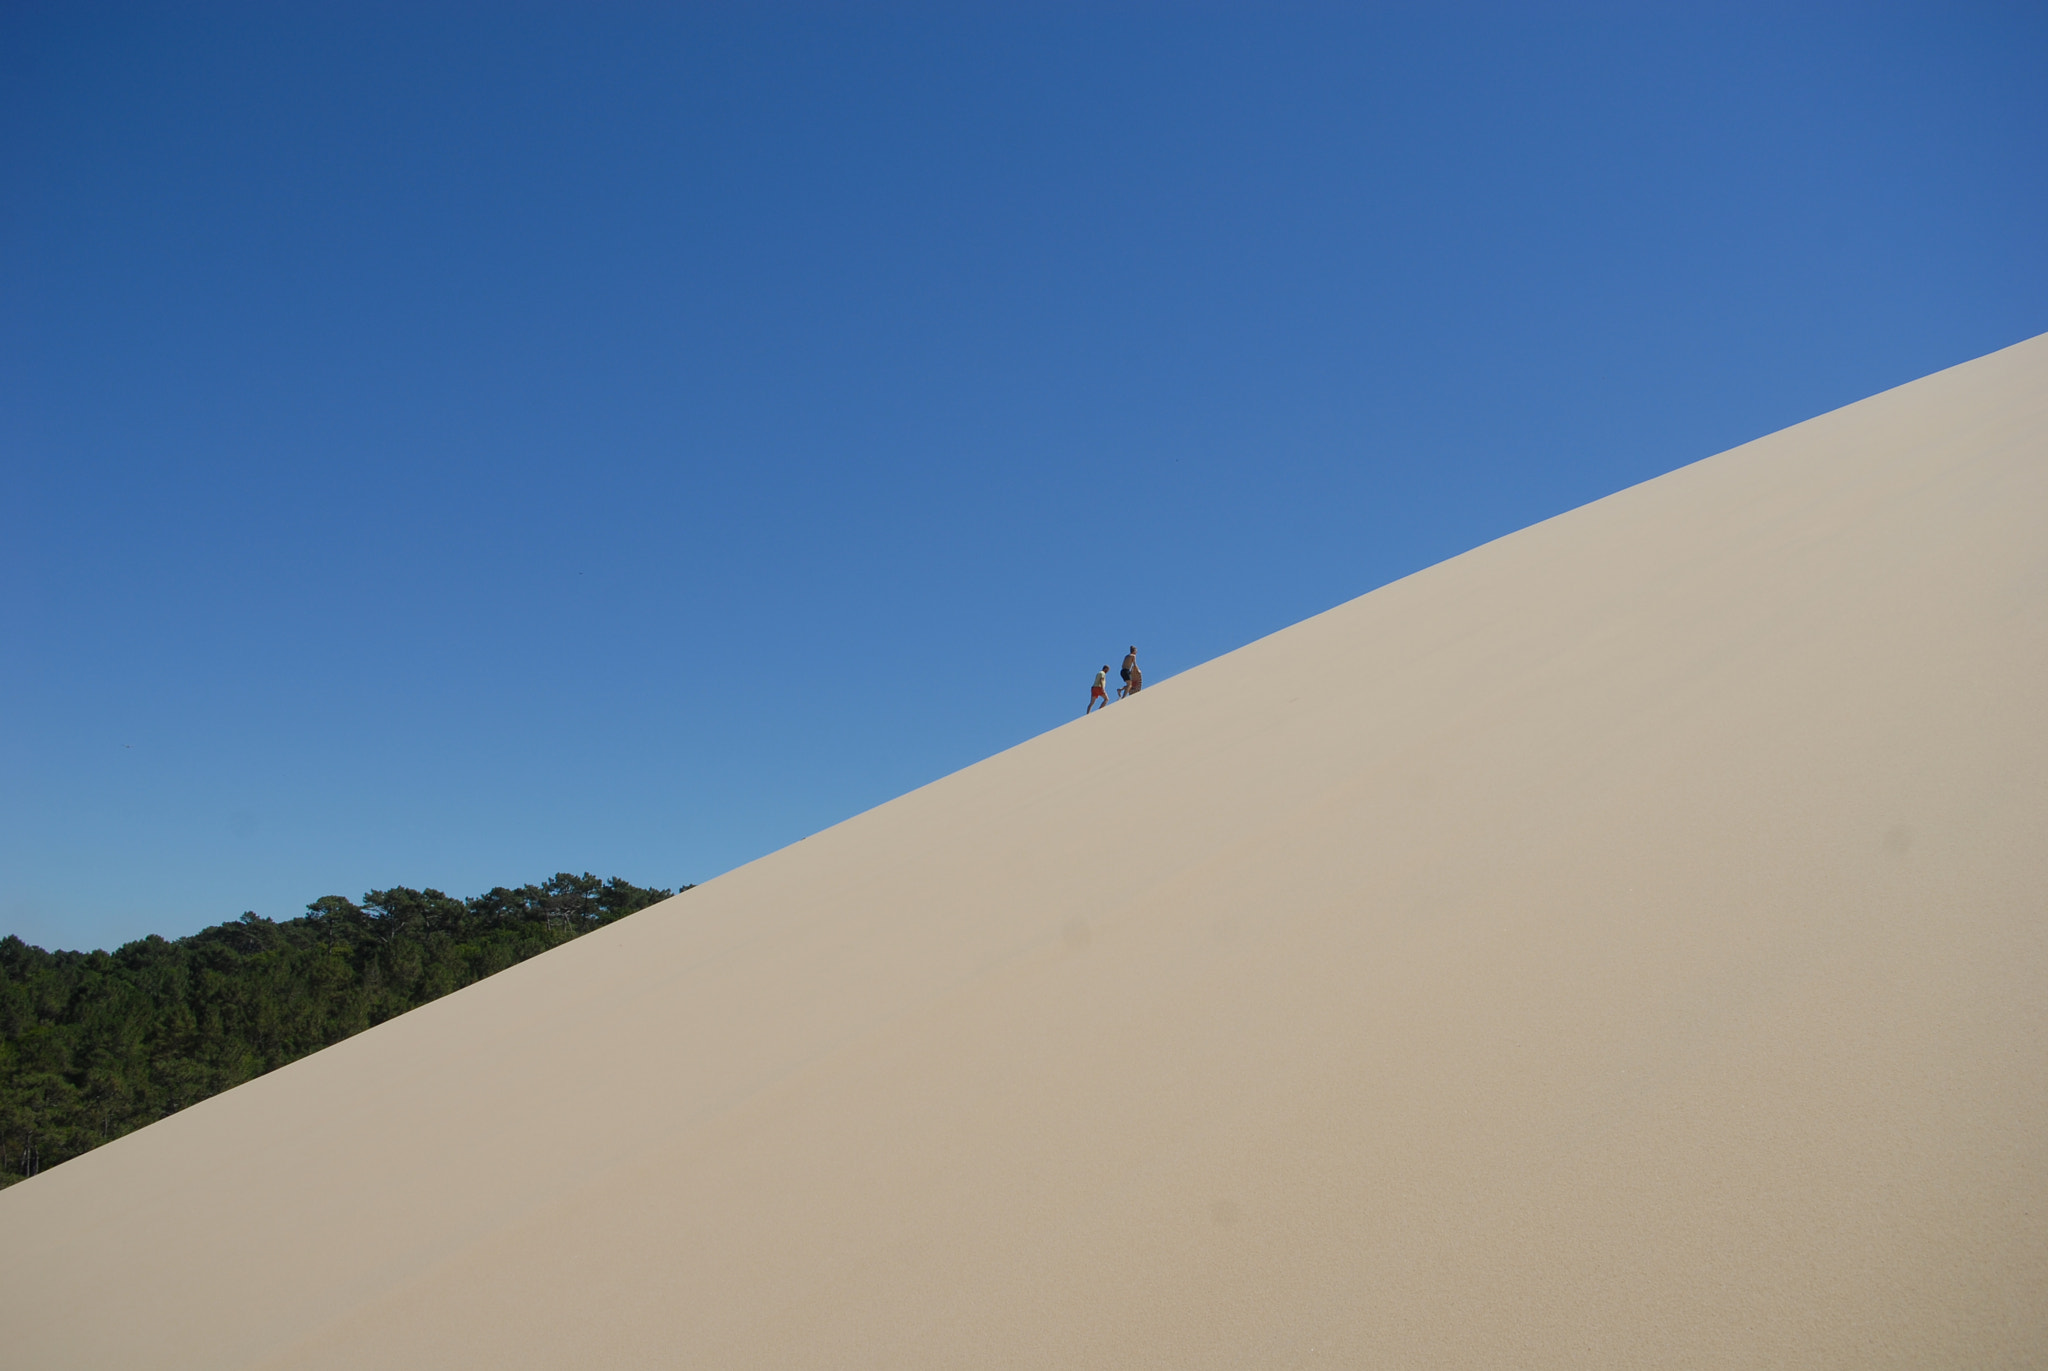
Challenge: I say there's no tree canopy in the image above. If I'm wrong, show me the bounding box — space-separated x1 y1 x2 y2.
0 873 682 1188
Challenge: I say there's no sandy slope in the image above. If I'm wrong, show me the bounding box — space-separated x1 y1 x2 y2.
4 335 2045 1369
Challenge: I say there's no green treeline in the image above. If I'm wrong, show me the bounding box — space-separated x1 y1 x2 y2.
0 873 683 1189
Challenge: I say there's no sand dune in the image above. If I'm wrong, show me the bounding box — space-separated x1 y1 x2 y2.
5 335 2044 1368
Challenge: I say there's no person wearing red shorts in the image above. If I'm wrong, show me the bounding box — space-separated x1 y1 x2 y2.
1086 665 1110 714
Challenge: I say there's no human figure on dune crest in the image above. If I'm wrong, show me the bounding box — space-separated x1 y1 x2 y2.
1087 665 1110 714
1119 646 1139 698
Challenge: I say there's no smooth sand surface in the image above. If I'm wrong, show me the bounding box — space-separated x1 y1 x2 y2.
4 335 2045 1368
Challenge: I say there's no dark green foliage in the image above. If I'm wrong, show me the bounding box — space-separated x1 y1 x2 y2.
0 873 683 1188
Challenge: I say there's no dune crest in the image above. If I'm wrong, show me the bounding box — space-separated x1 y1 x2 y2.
5 335 2045 1368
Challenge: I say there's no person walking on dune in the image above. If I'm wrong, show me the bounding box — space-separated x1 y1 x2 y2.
1087 665 1110 714
1119 646 1139 698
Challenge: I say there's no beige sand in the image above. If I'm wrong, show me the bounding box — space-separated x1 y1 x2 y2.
4 336 2045 1369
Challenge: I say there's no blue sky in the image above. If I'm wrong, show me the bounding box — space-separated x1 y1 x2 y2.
4 3 2044 951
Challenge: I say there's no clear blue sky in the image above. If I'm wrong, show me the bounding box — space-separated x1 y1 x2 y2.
5 4 2044 951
